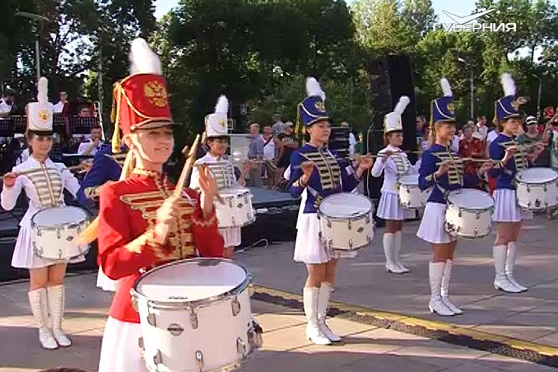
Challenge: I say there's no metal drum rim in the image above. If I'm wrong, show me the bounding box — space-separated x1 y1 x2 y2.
30 205 90 229
131 258 252 309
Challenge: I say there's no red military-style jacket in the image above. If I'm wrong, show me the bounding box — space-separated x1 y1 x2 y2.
97 168 224 323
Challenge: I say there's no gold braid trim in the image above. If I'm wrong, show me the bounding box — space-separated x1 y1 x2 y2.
84 186 100 199
192 210 217 227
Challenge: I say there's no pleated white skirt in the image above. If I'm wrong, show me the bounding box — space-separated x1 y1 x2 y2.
417 202 456 244
11 225 86 269
376 192 406 220
220 227 241 247
493 189 533 222
98 317 147 372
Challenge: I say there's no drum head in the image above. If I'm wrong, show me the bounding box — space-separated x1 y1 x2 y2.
220 186 250 196
447 189 494 209
516 168 558 183
135 259 249 303
399 174 419 186
318 193 372 218
32 206 87 226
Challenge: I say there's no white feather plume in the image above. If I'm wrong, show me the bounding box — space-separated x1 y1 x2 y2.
37 77 48 104
306 77 326 100
129 38 162 75
440 77 452 97
394 96 410 115
215 95 228 114
501 73 516 96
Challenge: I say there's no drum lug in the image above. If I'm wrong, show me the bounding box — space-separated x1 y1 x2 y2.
458 209 462 218
248 284 254 297
349 239 353 249
248 320 264 350
327 219 331 228
237 337 247 359
367 235 372 244
544 184 548 192
56 228 61 239
228 199 233 208
327 239 333 249
33 242 43 258
318 231 322 240
190 309 199 329
365 214 370 224
474 227 478 237
195 350 204 371
527 185 531 193
36 228 42 237
131 295 138 312
153 349 163 366
232 216 236 226
347 220 352 230
146 313 157 327
231 296 241 316
475 211 480 220
58 249 63 259
237 202 243 209
244 194 249 203
138 336 144 350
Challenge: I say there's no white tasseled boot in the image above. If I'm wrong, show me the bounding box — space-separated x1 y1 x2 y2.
393 231 410 273
303 287 331 345
493 245 521 293
28 288 58 350
317 283 341 342
47 285 72 347
429 262 454 316
505 242 527 292
440 260 462 315
384 233 404 274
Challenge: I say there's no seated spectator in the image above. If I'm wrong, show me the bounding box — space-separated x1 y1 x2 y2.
77 124 104 156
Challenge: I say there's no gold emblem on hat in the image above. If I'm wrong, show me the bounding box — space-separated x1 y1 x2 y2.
218 118 227 128
144 81 168 108
447 102 455 115
511 100 519 110
315 101 326 113
38 109 50 123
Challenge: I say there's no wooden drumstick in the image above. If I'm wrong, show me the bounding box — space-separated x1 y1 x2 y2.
174 135 200 197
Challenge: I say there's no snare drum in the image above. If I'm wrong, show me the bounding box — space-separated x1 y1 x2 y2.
31 206 90 260
515 168 558 210
215 187 255 228
398 174 425 209
444 189 494 238
318 193 374 252
131 258 262 372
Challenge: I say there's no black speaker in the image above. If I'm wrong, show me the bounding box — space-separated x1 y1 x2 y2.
328 126 350 160
365 55 417 219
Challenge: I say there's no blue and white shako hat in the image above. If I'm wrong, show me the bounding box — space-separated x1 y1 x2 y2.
27 77 54 135
297 77 328 128
205 95 229 138
384 96 410 133
430 77 455 129
494 73 522 121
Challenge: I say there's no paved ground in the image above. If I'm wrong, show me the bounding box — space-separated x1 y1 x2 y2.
0 274 554 372
238 214 558 349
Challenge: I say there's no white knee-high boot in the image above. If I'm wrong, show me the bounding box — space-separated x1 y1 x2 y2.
303 287 331 345
384 233 404 274
440 260 462 315
429 262 454 316
317 283 341 342
506 242 527 292
493 245 521 293
393 231 409 273
28 288 58 350
47 285 72 347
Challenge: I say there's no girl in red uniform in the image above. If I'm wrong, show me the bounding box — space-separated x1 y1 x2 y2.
85 38 224 372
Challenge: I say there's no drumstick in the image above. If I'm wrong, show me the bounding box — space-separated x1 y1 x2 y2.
174 135 200 197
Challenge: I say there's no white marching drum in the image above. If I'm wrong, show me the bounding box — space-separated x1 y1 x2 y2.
318 193 374 252
131 258 262 372
515 168 558 210
444 189 494 238
398 174 426 209
31 206 90 260
215 187 255 228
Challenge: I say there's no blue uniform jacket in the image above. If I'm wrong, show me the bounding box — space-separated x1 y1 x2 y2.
77 145 124 208
488 133 531 190
419 143 481 204
289 144 360 213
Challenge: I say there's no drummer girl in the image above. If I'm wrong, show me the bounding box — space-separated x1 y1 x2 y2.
371 96 415 274
79 39 224 372
1 77 83 349
289 77 373 345
190 96 250 258
489 73 544 294
417 78 492 316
